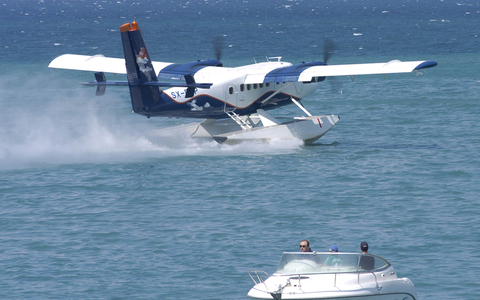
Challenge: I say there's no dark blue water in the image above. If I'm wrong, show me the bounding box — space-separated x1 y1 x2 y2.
1 1 479 299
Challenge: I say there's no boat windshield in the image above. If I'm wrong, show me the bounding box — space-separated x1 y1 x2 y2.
274 252 391 275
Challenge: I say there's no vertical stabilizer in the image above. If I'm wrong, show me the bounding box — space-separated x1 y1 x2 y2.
120 21 163 116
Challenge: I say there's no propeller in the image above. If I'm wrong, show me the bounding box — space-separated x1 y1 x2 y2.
212 35 224 61
322 38 343 93
323 38 337 64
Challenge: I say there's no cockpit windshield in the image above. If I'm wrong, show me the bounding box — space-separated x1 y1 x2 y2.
275 252 390 275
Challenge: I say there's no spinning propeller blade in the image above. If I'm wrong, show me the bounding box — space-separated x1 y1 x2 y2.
323 38 337 64
212 36 224 61
323 38 343 93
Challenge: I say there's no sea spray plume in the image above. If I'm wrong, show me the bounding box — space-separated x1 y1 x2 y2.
0 70 303 168
0 70 166 167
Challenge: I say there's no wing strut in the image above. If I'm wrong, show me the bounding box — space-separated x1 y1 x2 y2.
291 98 312 117
260 82 293 104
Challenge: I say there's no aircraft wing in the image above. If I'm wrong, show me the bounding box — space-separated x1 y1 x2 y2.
244 60 437 84
48 54 174 74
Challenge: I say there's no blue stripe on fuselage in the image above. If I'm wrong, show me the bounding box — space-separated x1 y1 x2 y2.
137 90 295 119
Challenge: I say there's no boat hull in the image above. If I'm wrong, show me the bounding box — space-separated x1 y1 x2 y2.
248 293 416 300
248 277 417 300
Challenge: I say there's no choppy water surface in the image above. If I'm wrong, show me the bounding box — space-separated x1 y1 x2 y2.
1 1 479 299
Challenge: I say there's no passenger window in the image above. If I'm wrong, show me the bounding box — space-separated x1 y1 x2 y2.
259 83 264 88
240 84 244 92
253 84 258 89
247 84 251 90
266 83 270 87
229 87 234 94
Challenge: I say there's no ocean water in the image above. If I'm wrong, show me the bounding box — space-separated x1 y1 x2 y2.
1 0 479 299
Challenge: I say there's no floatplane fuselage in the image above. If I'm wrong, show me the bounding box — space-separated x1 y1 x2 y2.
152 60 320 119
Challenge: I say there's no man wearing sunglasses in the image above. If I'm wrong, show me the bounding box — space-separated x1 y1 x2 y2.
299 240 312 252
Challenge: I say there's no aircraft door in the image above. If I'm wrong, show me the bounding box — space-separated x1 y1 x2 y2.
224 85 238 112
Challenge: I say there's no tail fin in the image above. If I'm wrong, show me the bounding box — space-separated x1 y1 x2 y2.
120 21 164 117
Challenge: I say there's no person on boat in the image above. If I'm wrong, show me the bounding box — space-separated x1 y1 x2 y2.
299 240 312 252
323 245 342 266
360 241 369 253
358 241 374 270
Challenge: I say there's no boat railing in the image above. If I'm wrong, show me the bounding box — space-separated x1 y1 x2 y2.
248 270 269 285
277 270 384 291
370 271 383 291
332 271 381 289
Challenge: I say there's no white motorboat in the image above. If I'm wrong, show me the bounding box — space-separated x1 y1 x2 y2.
248 252 417 300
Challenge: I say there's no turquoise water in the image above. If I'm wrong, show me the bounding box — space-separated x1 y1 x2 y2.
1 1 479 299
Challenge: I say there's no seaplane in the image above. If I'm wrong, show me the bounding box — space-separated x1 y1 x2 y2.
48 21 437 144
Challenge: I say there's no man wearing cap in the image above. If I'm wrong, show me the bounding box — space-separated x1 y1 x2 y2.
360 241 369 253
359 241 374 270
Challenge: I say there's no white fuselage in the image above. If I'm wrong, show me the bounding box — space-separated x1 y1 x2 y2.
162 61 320 110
